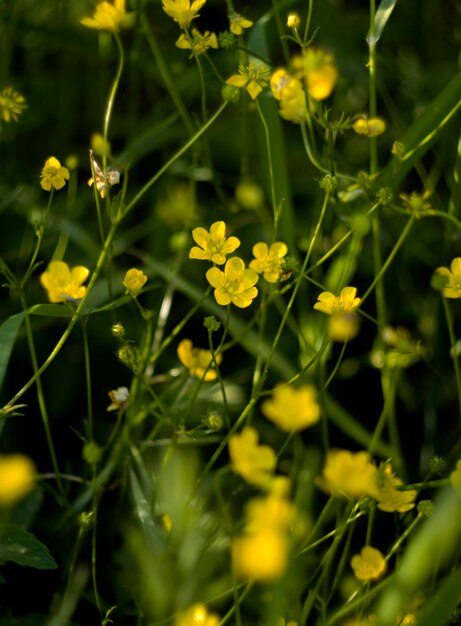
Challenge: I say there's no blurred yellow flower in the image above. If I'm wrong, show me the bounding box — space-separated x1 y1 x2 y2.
352 116 386 137
226 63 271 100
176 29 218 56
162 0 206 29
174 604 219 626
232 529 288 582
327 313 361 342
177 338 222 381
235 181 264 210
318 449 379 499
0 86 26 123
0 454 36 506
286 13 300 29
228 12 253 35
245 492 295 533
270 70 307 124
250 242 288 283
351 546 387 582
81 0 130 32
375 464 417 513
206 257 259 308
314 286 361 315
450 459 461 497
261 384 320 432
40 156 70 191
91 132 111 157
189 221 240 264
40 260 90 303
123 268 148 295
228 427 276 487
294 48 338 100
435 258 461 298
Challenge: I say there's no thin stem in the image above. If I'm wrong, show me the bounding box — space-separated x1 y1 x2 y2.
102 32 124 163
442 296 461 422
255 98 278 235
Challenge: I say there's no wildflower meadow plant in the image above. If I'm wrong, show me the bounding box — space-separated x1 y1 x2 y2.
1 1 461 625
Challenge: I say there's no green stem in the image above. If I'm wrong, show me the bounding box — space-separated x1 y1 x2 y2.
82 320 94 440
255 98 278 235
102 32 124 164
442 296 461 422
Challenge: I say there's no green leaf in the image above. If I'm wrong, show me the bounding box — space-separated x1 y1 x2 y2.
368 0 399 44
0 314 24 393
0 524 57 569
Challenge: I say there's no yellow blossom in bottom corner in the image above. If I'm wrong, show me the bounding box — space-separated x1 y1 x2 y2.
375 463 417 513
228 427 276 487
261 384 320 432
0 454 36 506
40 260 90 303
123 268 148 296
435 258 461 299
174 603 220 626
177 338 222 381
351 546 387 582
250 242 288 283
0 86 26 122
232 529 288 583
352 116 386 137
318 449 379 500
40 156 70 191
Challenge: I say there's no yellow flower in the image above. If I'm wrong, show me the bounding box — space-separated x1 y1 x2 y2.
245 492 295 533
228 427 276 487
294 49 338 100
261 384 320 432
278 85 307 124
189 221 240 264
40 156 70 191
450 459 461 497
249 242 288 283
175 29 218 56
314 286 361 315
327 314 361 342
80 0 131 32
270 69 294 100
123 268 148 295
0 86 26 123
40 260 90 303
435 258 461 298
174 604 220 626
232 529 288 582
162 0 206 29
228 12 253 35
177 338 222 381
351 546 387 582
374 463 417 513
106 386 129 412
0 454 36 506
318 449 379 499
352 116 386 137
286 13 300 29
206 257 259 308
226 63 271 100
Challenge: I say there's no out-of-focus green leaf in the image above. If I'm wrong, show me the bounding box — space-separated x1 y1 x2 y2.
368 0 399 44
0 524 57 569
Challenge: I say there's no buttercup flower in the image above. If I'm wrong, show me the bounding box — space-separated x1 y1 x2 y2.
40 157 70 191
286 13 300 29
262 384 320 432
294 48 338 100
435 258 461 298
107 386 129 412
0 454 36 506
40 260 90 303
177 338 222 381
318 449 379 499
0 86 26 123
176 29 218 56
352 116 386 137
228 427 276 487
189 221 240 264
351 546 387 582
81 0 131 32
206 257 259 308
228 12 253 35
162 0 206 29
374 463 417 513
314 286 362 315
226 63 271 100
123 268 148 295
232 529 288 582
250 242 288 283
174 604 220 626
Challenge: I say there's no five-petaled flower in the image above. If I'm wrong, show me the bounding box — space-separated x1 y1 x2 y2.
262 384 320 432
123 268 148 296
435 258 461 298
314 286 361 315
351 546 387 582
40 157 70 191
228 12 253 35
375 463 417 513
352 116 386 137
189 221 240 264
0 454 36 506
228 427 276 487
40 260 90 303
249 242 288 283
0 86 26 123
162 0 206 29
226 63 271 100
177 338 222 381
206 257 259 308
81 0 130 32
176 29 218 56
317 449 379 500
